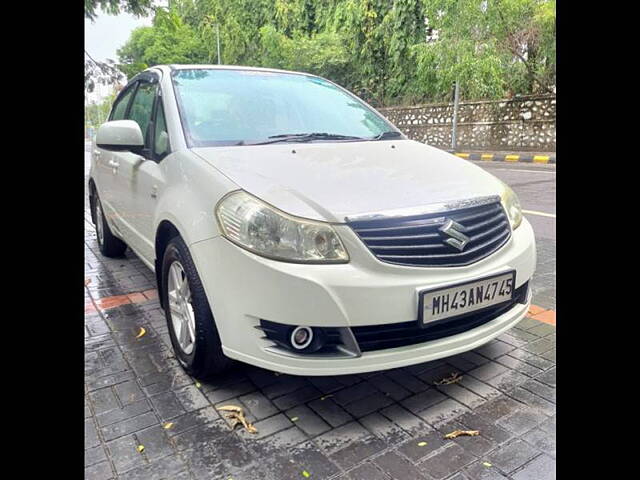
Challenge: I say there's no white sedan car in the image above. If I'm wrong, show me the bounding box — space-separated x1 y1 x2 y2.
89 65 536 379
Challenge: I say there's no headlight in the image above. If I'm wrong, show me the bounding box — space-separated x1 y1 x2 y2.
500 184 523 230
216 191 349 263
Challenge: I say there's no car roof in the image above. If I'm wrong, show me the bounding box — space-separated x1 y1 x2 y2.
150 64 314 78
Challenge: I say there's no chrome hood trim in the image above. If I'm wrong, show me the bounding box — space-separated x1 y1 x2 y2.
344 195 501 223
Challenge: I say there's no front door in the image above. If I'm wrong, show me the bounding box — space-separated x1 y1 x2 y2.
110 76 159 258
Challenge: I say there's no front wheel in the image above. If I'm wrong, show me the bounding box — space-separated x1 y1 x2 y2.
162 236 232 379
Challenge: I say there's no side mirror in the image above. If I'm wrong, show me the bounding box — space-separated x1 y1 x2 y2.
155 131 169 156
96 120 144 153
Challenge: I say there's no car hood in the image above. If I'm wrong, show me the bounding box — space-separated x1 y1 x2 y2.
193 140 504 223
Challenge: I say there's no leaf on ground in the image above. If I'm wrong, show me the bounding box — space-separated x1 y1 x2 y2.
195 381 201 388
444 429 480 439
291 417 299 422
418 441 428 446
216 405 258 434
217 405 243 413
135 327 146 339
136 445 145 453
320 394 333 401
434 372 463 385
85 278 92 286
482 462 492 467
163 422 174 430
302 471 310 478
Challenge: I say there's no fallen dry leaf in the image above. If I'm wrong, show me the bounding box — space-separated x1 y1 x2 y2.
216 405 258 434
163 422 174 430
135 327 146 339
418 441 428 447
320 394 334 401
444 430 480 439
434 372 463 385
195 381 201 389
302 471 310 478
217 405 243 413
85 278 92 286
136 445 145 453
291 416 299 422
482 462 492 467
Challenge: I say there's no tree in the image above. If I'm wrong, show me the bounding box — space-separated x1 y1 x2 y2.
117 8 208 78
112 0 555 104
85 0 154 21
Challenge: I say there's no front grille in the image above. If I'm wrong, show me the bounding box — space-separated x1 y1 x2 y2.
347 199 512 267
351 282 529 352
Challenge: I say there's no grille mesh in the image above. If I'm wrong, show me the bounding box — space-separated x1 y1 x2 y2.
348 200 512 267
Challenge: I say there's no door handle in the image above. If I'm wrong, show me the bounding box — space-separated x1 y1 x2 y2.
108 159 119 174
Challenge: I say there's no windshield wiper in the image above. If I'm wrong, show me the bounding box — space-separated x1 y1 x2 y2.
372 131 403 140
247 132 366 145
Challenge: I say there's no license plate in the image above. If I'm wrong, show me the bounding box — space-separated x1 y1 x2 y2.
419 271 516 326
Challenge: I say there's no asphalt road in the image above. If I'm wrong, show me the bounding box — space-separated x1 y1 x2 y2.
472 161 556 310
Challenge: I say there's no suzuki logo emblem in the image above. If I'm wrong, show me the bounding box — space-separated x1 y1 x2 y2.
439 219 470 251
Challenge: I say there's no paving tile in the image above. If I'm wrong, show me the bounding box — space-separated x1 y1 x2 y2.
314 421 372 455
272 384 322 410
332 381 379 406
360 412 410 443
286 405 331 437
457 412 514 445
308 398 353 428
85 445 108 467
106 434 147 474
397 430 448 462
174 384 210 412
385 369 430 393
520 379 556 404
535 367 556 388
474 340 515 360
85 461 115 480
262 441 341 480
149 391 187 421
101 411 159 441
118 454 189 480
85 419 100 449
522 427 556 458
96 400 152 427
171 420 228 451
347 462 392 480
509 387 556 416
374 450 429 479
512 454 555 480
134 424 175 461
379 404 433 437
485 370 530 393
495 406 547 435
436 383 485 409
417 442 477 480
486 439 540 474
468 363 509 382
89 387 121 415
401 388 447 413
366 373 412 401
464 460 510 479
238 391 279 420
237 413 292 440
343 391 395 418
417 398 470 427
329 436 388 470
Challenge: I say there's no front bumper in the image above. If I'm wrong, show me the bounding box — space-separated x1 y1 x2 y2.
190 218 536 375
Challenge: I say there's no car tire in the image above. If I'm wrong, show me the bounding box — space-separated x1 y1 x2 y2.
93 192 127 257
162 236 232 379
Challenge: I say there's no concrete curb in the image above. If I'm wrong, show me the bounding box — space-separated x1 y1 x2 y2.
453 152 556 164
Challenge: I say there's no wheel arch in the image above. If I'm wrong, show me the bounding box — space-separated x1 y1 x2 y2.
88 178 97 224
154 219 183 309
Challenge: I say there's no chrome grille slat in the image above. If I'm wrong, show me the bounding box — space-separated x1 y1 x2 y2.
348 200 512 267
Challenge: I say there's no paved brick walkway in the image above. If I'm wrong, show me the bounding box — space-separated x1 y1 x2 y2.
84 157 555 480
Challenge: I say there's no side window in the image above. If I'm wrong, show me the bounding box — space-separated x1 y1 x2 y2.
126 82 157 147
153 103 170 160
109 87 135 121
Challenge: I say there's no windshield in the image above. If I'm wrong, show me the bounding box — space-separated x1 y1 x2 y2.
171 69 397 147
